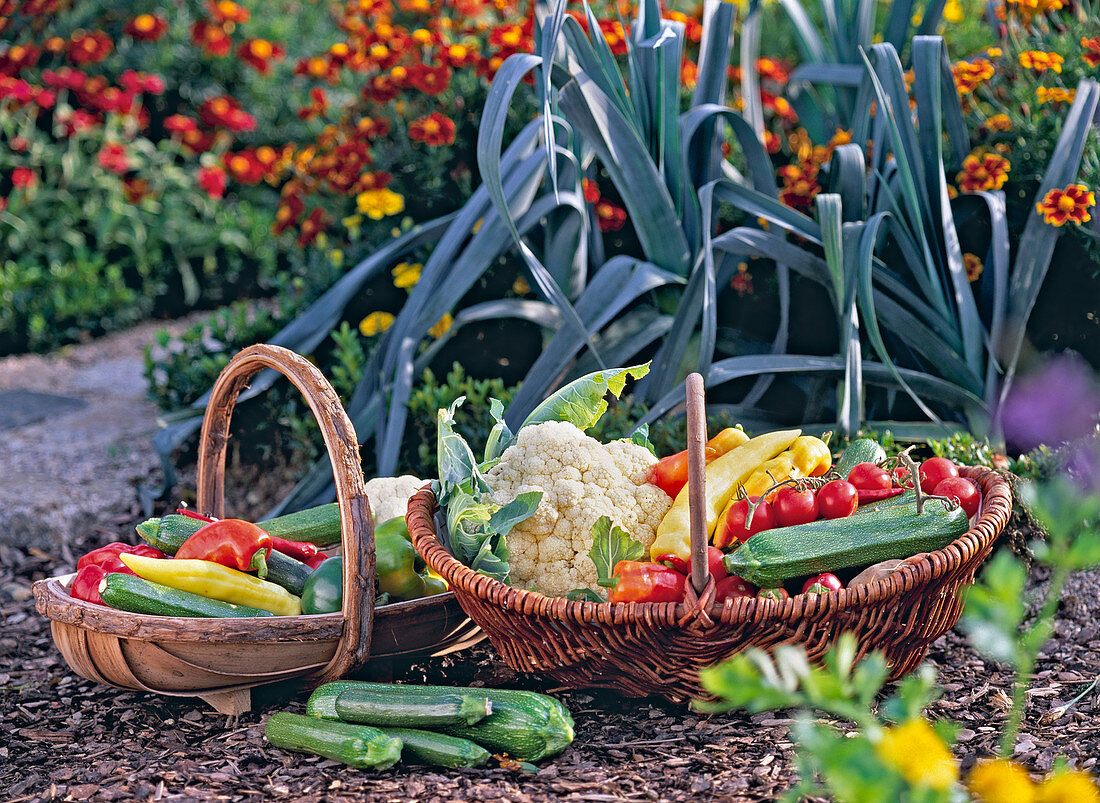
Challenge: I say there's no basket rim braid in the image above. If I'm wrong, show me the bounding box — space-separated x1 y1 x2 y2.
408 379 1014 702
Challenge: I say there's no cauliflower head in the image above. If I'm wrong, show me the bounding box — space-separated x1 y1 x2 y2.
485 420 671 598
364 474 424 524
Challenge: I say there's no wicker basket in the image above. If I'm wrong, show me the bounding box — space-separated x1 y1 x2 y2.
409 374 1014 704
34 344 481 714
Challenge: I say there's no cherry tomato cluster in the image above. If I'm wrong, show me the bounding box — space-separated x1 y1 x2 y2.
719 475 862 546
893 456 981 518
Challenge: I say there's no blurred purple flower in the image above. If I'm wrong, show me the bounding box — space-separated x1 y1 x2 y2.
1000 352 1100 452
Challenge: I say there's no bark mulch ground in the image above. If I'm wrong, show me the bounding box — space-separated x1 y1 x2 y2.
3 508 1098 803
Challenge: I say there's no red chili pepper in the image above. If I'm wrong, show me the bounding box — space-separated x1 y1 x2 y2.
77 542 166 572
175 519 273 578
70 564 109 605
607 561 687 604
303 553 328 570
856 486 906 504
269 536 319 562
176 508 216 522
655 553 689 574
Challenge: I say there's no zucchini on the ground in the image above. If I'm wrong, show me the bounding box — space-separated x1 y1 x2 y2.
378 727 490 768
264 713 402 770
335 688 492 727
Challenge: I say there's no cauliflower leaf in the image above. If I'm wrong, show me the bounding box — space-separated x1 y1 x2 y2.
588 516 645 587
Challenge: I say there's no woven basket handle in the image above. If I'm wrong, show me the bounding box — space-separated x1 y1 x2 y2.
195 344 374 683
685 373 709 595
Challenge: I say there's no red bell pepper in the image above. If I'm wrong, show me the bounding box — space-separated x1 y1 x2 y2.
70 564 109 605
269 535 319 562
856 486 906 504
607 561 687 604
77 542 165 572
175 518 273 577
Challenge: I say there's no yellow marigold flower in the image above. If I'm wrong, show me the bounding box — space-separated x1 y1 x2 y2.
359 311 395 337
963 253 984 282
986 113 1012 131
987 46 1003 58
1019 51 1064 73
875 719 959 791
356 188 405 220
330 249 344 268
953 58 996 93
968 759 1035 803
957 152 1011 192
512 275 531 295
1036 184 1095 226
943 0 964 22
1036 86 1076 104
1036 769 1100 803
391 261 422 289
1008 0 1063 19
429 312 453 339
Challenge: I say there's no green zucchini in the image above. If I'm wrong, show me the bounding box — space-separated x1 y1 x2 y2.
261 503 341 547
723 499 970 586
100 573 274 617
335 688 491 727
379 727 490 768
137 514 313 595
307 681 362 720
854 488 919 514
835 438 887 480
264 712 402 770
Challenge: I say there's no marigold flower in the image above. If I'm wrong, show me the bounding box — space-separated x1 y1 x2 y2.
238 39 286 74
680 58 698 90
359 311 395 337
595 200 627 232
665 10 703 42
986 113 1012 131
208 0 249 24
952 58 995 94
190 21 233 57
730 262 754 296
1083 37 1100 68
297 87 328 121
408 62 451 95
429 312 453 339
1019 51 1063 73
125 14 168 42
18 0 59 14
1036 769 1100 803
778 162 821 210
1036 86 1075 104
443 42 478 68
1008 0 1064 20
197 165 227 199
968 759 1035 803
875 719 958 792
408 112 456 146
68 31 113 65
357 187 405 219
1036 184 1094 226
957 152 1011 192
120 70 165 96
11 165 35 189
0 43 40 75
41 66 85 90
391 261 423 289
963 253 984 282
199 95 256 132
58 108 97 135
943 0 964 22
581 178 600 204
98 142 130 175
755 57 790 83
223 151 266 184
297 208 328 248
165 114 198 135
272 195 305 234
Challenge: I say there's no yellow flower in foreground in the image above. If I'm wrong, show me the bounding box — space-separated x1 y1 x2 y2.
1036 769 1100 803
968 759 1035 803
1036 184 1095 226
875 719 959 791
358 311 395 337
1036 87 1076 104
1019 50 1064 73
943 0 964 22
986 113 1012 132
356 187 405 220
391 261 422 289
963 253 984 282
428 312 453 339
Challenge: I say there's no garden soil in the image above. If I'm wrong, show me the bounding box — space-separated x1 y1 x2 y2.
1 326 1097 801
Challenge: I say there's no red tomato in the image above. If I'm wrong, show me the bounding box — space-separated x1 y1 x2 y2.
919 457 959 494
933 476 980 518
846 462 891 491
714 575 755 604
801 573 843 595
817 480 858 519
707 546 728 581
772 486 819 527
757 587 790 601
652 451 689 498
721 497 776 545
892 465 914 488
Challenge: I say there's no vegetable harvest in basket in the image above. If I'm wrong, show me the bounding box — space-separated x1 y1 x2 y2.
433 366 983 602
68 475 449 617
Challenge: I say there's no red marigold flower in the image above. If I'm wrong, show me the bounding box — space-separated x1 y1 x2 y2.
664 10 703 43
125 14 169 42
11 165 35 189
208 0 249 24
88 86 136 115
120 70 166 96
272 194 305 235
223 150 266 184
952 58 995 94
98 142 130 175
0 76 34 103
756 57 791 83
764 130 782 154
297 207 328 247
34 87 55 108
41 66 86 90
408 112 456 146
956 152 1010 193
237 38 286 74
123 177 150 203
182 128 216 154
190 21 233 57
58 107 97 135
680 59 698 91
730 262 754 296
597 19 627 56
197 164 227 198
297 87 328 121
68 31 113 65
408 62 451 96
962 253 983 282
442 42 479 68
762 91 798 124
1036 184 1094 226
778 162 821 210
595 200 627 232
1083 37 1100 68
294 55 341 84
355 116 390 139
20 0 59 15
199 95 256 132
165 114 198 135
582 178 600 204
0 43 40 76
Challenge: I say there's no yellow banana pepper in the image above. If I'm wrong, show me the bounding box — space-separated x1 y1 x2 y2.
649 428 802 562
739 435 833 499
119 552 302 616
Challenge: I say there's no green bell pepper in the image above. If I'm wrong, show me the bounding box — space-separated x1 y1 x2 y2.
301 555 343 615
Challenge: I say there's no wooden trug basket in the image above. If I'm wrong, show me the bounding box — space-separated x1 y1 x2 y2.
34 344 480 714
409 373 1015 703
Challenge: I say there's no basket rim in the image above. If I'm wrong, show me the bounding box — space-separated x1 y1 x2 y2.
409 464 1014 625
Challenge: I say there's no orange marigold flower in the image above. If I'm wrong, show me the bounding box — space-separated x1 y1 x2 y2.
986 113 1012 131
1083 37 1100 68
1019 51 1063 73
963 253 984 282
67 30 113 65
208 0 249 24
165 114 198 134
755 57 790 83
595 200 627 232
97 142 130 175
665 10 703 43
1036 184 1094 226
223 150 266 184
442 42 479 68
190 21 233 57
1036 86 1076 104
124 14 168 42
581 178 600 204
778 162 821 210
297 208 328 247
762 91 797 123
237 39 285 74
408 62 451 96
408 112 456 146
1008 0 1064 20
0 43 40 75
952 58 995 94
680 59 698 91
957 152 1011 192
19 0 60 14
199 95 256 132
